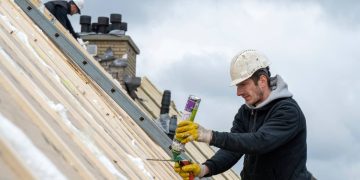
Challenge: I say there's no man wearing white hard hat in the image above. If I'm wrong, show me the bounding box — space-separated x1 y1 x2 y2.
45 0 84 39
174 50 315 180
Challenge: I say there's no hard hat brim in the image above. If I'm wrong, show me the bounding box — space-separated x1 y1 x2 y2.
76 5 81 14
229 74 251 86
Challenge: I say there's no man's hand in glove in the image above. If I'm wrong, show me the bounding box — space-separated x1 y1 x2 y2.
174 161 209 180
175 120 212 144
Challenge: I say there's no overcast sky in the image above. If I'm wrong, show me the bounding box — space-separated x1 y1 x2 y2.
65 0 360 179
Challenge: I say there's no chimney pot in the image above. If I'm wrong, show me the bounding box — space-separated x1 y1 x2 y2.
120 22 128 31
80 15 91 25
98 17 110 33
91 23 98 33
98 16 109 25
110 23 122 31
110 13 122 23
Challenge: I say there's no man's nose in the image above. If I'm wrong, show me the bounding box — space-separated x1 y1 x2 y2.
237 86 243 96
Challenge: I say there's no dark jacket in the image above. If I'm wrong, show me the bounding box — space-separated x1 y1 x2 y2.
204 75 311 180
44 1 78 39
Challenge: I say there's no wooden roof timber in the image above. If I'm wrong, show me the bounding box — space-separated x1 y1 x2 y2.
0 0 240 179
0 0 177 179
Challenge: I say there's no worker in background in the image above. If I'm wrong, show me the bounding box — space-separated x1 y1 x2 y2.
174 50 315 180
44 0 84 39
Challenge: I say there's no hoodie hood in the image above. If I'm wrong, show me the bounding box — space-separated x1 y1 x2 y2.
246 75 293 109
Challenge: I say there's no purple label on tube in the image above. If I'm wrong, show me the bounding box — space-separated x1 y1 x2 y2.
184 99 195 111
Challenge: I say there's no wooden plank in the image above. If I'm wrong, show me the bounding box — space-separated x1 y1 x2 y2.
15 0 176 156
0 47 102 179
0 138 35 180
0 11 127 179
0 158 21 180
0 0 183 177
2 0 237 179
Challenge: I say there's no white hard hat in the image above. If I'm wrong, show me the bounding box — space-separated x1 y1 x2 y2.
230 49 270 86
72 0 84 13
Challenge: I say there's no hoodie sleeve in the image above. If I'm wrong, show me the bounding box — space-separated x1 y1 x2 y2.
203 149 242 176
203 110 245 176
210 100 301 154
53 6 78 39
53 6 68 30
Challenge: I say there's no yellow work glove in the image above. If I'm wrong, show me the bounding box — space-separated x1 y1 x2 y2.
174 161 208 180
175 120 212 144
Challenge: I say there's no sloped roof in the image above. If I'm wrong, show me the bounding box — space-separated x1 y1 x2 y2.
136 77 240 179
135 77 180 120
0 0 241 179
0 0 178 179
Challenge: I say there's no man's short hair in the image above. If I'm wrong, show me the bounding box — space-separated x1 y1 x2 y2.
250 67 271 87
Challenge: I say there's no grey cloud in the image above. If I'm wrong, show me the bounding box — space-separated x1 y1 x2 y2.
155 53 233 96
76 0 360 27
151 53 240 131
263 0 360 27
305 0 360 22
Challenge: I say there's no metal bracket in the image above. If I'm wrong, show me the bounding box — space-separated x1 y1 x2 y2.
14 0 188 159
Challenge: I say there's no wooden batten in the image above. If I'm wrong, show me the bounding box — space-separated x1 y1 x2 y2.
0 0 240 179
0 0 179 179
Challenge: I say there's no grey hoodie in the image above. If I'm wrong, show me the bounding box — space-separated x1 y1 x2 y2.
247 75 293 109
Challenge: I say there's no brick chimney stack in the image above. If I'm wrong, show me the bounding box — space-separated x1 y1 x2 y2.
81 34 140 83
79 14 141 99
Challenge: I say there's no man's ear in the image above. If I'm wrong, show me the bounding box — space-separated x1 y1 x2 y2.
259 75 268 88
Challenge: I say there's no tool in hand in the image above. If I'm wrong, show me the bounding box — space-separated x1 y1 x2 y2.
147 95 201 180
171 95 201 180
170 95 201 155
147 158 194 180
